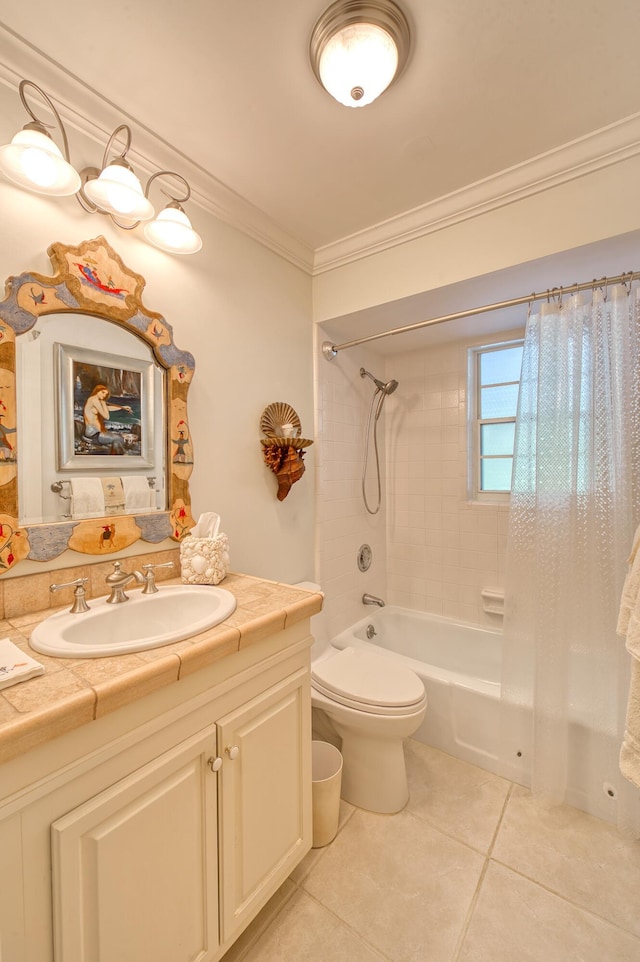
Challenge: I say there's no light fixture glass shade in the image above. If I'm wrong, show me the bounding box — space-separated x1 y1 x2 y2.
144 204 203 254
0 127 81 195
83 162 154 220
319 22 398 106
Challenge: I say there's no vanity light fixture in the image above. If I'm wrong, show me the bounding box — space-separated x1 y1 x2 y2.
0 80 203 255
309 0 411 108
0 80 81 195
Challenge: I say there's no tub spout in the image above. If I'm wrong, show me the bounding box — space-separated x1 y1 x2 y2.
362 593 385 607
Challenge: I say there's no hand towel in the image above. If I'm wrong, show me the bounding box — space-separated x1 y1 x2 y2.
0 637 44 691
101 476 125 515
620 659 640 790
122 476 153 512
617 523 640 639
617 525 640 789
70 477 105 519
618 523 640 659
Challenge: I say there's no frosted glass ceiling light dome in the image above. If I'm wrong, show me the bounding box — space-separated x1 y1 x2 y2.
310 0 410 108
0 82 80 196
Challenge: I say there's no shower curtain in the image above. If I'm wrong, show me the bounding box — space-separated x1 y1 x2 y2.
502 282 640 834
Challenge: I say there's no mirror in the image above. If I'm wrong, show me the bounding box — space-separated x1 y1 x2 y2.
0 236 195 574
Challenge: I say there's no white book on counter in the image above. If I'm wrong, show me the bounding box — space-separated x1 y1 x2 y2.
0 637 45 691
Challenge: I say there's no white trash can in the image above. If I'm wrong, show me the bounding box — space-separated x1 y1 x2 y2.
311 740 343 848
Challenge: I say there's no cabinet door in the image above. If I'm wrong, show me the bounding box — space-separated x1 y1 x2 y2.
217 668 311 944
0 813 25 962
51 726 219 962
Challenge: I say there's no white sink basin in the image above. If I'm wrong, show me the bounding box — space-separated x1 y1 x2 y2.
30 585 237 658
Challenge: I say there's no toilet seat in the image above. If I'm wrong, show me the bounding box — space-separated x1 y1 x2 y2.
311 647 426 717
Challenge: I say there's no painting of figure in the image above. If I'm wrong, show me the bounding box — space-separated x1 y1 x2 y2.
56 343 155 471
73 361 142 457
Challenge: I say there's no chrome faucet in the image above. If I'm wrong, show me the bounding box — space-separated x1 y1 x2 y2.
105 561 145 604
362 593 385 607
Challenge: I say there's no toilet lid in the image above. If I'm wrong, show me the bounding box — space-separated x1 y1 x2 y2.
311 647 425 713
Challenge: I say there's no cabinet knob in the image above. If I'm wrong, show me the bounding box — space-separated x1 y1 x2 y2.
225 745 240 761
208 756 223 773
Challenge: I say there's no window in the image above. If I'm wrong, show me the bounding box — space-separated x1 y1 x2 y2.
468 341 524 500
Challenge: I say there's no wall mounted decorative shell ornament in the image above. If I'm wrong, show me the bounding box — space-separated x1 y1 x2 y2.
260 402 313 500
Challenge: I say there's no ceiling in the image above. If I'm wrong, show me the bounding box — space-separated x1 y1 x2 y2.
1 0 640 258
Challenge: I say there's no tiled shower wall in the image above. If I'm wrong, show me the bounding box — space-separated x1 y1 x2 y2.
314 335 388 641
315 325 524 637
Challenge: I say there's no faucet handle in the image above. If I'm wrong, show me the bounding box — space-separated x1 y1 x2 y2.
50 577 90 614
140 560 174 594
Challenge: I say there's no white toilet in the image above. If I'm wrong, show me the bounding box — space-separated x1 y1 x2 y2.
296 583 427 814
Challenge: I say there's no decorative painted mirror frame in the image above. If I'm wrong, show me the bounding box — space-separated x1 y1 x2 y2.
0 236 195 576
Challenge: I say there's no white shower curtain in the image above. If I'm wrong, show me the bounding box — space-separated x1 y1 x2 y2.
502 282 640 833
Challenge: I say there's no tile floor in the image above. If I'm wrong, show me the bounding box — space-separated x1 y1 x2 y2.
222 739 640 962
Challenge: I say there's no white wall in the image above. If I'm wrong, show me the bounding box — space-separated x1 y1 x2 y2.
313 154 640 322
0 84 315 585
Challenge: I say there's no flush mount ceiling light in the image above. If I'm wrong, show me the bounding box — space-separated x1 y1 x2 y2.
0 80 203 255
309 0 411 108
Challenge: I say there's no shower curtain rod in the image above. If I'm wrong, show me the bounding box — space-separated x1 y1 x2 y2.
321 269 640 359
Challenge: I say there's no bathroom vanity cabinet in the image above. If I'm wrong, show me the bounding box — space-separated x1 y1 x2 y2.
0 613 314 962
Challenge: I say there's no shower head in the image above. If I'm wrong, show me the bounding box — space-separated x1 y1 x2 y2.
360 367 399 395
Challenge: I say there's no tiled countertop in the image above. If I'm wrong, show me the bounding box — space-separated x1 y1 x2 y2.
0 573 323 765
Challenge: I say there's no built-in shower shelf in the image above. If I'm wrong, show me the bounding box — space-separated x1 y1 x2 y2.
481 588 505 616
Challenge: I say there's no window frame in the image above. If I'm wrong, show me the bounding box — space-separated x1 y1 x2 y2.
467 339 524 503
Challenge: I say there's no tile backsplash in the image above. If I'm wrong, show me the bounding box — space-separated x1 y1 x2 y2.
0 547 180 622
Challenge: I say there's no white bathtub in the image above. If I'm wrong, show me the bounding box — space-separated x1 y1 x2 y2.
331 606 628 823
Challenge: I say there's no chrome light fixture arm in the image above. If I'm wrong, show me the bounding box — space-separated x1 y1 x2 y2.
18 80 72 164
78 123 136 225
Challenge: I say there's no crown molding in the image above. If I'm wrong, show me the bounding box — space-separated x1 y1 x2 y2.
312 112 640 274
0 25 315 274
2 25 639 281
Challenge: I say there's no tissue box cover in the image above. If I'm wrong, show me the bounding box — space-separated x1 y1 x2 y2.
180 534 230 585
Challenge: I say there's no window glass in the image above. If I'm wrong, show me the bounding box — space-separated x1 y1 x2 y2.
479 346 523 386
469 340 524 500
481 458 513 492
480 383 520 419
480 421 515 456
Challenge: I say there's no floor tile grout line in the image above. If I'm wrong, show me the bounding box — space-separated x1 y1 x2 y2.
449 782 522 962
450 856 491 962
299 887 392 962
488 855 640 942
486 781 514 858
402 799 508 861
